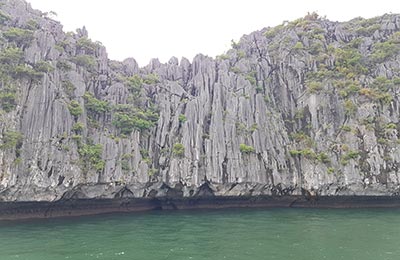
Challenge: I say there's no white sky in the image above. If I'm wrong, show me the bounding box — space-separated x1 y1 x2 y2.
28 0 400 66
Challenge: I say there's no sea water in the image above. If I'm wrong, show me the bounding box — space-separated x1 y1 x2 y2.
0 208 400 260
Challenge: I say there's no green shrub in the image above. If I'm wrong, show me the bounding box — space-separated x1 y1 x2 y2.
236 50 245 59
120 153 132 171
112 105 158 134
239 143 255 154
113 112 155 134
137 110 158 126
341 125 352 132
35 61 54 73
54 44 64 53
143 74 159 84
0 11 10 25
347 83 361 95
356 24 380 36
245 72 257 85
235 122 246 134
309 41 324 55
72 122 84 132
0 86 17 112
332 46 367 77
76 37 98 54
312 32 325 41
230 66 241 74
202 133 210 139
68 100 83 118
335 47 362 68
216 54 229 60
370 40 400 63
0 47 24 66
172 143 185 157
371 76 395 91
70 55 96 70
293 41 304 50
231 40 239 49
83 92 110 115
112 113 136 135
289 148 316 160
306 69 336 82
336 80 362 98
140 149 149 159
178 114 187 123
307 81 323 93
25 19 39 30
393 77 400 86
341 150 360 165
249 123 258 133
78 143 105 171
344 100 357 116
264 24 284 38
358 87 391 104
62 80 75 96
294 108 305 120
61 145 70 152
379 92 392 104
0 130 23 150
126 75 143 95
12 65 43 81
377 137 389 145
3 27 34 46
345 150 360 160
386 123 397 129
317 152 331 164
56 60 72 71
255 85 263 93
290 131 309 141
359 88 377 100
71 134 82 142
121 160 130 171
289 150 301 156
148 168 158 176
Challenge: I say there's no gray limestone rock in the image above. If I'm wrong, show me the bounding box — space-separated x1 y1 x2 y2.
0 2 400 202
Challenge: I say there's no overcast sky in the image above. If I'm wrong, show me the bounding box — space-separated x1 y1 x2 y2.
28 0 400 66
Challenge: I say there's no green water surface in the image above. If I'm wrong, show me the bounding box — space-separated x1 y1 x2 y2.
0 208 400 260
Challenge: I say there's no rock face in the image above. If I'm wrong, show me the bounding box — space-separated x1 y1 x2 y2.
1 1 400 202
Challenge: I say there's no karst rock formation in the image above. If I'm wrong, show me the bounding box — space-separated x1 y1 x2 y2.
1 0 400 203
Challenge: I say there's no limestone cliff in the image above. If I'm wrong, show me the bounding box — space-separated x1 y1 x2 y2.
1 0 400 202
